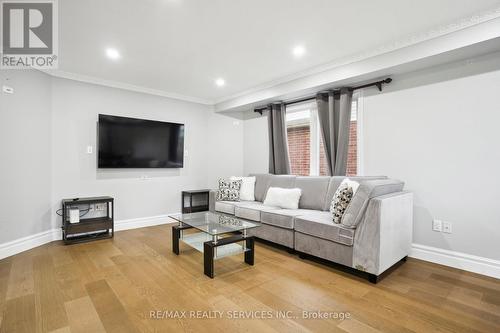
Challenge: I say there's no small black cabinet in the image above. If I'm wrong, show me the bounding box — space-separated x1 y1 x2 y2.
61 196 114 244
182 190 210 213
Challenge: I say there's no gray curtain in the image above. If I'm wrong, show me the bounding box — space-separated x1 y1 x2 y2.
316 88 353 176
267 103 291 175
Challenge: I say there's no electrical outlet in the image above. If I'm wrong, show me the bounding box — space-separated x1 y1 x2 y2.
432 219 442 232
443 221 452 234
95 203 106 211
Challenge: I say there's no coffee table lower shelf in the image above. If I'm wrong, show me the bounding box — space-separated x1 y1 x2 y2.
172 224 254 278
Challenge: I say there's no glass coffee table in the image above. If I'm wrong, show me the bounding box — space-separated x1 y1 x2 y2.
169 211 260 278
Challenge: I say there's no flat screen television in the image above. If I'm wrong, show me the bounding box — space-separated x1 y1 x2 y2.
98 114 184 168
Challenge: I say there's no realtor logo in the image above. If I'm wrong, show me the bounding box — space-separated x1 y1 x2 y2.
1 0 58 69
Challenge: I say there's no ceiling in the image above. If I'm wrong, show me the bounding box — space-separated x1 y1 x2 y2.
58 0 500 104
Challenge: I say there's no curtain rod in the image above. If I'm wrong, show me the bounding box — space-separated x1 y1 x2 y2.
254 78 392 115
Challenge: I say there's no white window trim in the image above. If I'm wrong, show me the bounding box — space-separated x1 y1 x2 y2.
286 98 362 176
310 108 320 176
355 91 364 176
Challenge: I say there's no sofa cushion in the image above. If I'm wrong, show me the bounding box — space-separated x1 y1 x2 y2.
295 211 356 246
247 222 294 248
215 201 236 214
342 179 405 228
234 202 277 222
261 209 316 229
295 176 330 210
323 176 387 211
250 174 273 202
215 200 260 215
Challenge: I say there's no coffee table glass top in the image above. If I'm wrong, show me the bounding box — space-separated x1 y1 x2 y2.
169 211 259 236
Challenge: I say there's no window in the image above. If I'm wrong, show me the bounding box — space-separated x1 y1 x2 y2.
286 99 359 176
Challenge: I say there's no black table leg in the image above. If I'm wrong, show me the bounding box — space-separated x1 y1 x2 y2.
172 224 194 255
172 226 181 255
204 241 215 278
245 236 254 266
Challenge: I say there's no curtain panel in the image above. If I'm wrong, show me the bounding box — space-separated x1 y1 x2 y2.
316 89 353 176
267 103 291 175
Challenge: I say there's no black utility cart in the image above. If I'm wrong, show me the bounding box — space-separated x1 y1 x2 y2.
61 196 114 244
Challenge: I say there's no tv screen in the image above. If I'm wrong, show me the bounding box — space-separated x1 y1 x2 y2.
98 114 184 168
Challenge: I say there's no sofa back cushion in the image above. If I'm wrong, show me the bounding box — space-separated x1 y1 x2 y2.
251 174 273 202
295 176 330 210
323 176 387 211
341 179 405 228
267 175 296 189
250 174 297 202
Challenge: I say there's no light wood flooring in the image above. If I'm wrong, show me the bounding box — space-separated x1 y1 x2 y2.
0 221 499 333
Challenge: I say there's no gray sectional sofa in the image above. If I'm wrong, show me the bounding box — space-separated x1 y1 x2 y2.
209 174 413 282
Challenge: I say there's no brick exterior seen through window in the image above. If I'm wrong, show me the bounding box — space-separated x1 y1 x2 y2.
287 121 357 176
287 125 311 176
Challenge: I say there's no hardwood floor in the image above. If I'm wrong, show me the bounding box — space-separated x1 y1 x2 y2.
0 221 499 333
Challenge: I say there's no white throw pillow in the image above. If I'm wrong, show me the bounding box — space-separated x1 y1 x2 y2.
263 187 302 209
230 176 256 201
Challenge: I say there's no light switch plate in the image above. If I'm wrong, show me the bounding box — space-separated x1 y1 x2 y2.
87 146 93 154
432 219 442 232
2 85 14 94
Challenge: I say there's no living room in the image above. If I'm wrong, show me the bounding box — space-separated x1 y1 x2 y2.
1 1 500 332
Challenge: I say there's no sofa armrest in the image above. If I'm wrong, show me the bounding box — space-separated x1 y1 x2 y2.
209 190 218 212
352 191 413 275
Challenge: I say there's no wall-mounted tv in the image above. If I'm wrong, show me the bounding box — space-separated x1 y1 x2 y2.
98 114 184 168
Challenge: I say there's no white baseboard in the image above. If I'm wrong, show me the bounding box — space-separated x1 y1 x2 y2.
114 213 177 231
0 213 179 260
0 229 61 260
410 243 500 279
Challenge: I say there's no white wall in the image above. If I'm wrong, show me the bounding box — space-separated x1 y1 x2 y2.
0 70 53 243
363 67 500 261
243 116 268 175
206 112 244 188
50 77 216 227
0 71 243 245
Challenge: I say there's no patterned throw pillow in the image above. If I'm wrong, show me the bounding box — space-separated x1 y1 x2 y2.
329 185 354 224
216 179 242 201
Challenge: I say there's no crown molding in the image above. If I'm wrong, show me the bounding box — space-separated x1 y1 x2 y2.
214 5 500 105
40 69 214 105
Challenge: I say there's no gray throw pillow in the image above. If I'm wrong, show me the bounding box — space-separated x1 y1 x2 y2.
329 185 354 224
216 179 242 201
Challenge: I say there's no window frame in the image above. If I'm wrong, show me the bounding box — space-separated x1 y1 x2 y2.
354 91 364 176
285 97 361 176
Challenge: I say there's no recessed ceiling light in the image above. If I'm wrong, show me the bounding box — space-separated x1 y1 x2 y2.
292 45 306 58
215 78 225 87
105 48 121 60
